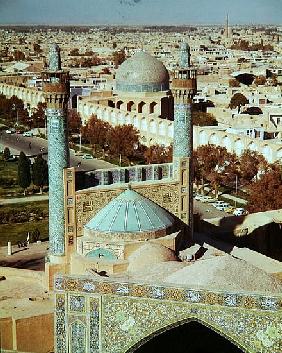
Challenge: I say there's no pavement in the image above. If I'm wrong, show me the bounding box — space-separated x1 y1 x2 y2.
0 131 115 171
0 194 48 205
0 240 48 271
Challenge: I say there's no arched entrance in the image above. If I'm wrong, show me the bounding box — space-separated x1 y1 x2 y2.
129 321 244 353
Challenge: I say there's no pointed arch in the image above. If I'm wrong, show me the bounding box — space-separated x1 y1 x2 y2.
125 317 247 353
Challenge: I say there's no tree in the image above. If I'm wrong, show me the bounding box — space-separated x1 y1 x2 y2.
3 147 10 161
107 124 139 160
81 115 112 150
229 93 249 112
13 50 25 61
70 48 80 56
68 109 82 134
32 228 40 242
112 49 126 68
247 165 282 213
30 102 46 128
243 106 263 115
33 43 42 54
194 145 237 196
254 75 267 86
192 111 217 126
144 144 172 164
32 154 48 194
18 152 31 195
229 79 240 87
239 150 268 186
101 67 111 74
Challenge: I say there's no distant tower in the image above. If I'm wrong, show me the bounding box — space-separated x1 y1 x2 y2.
171 42 197 240
226 13 229 38
42 44 70 260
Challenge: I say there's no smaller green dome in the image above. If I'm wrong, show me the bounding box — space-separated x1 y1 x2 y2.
85 189 174 233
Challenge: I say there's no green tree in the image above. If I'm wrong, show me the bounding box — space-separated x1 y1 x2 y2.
32 154 48 194
3 147 10 161
229 93 249 112
18 152 31 195
31 228 40 242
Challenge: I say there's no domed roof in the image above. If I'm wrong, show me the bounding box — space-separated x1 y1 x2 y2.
116 51 169 93
85 188 174 233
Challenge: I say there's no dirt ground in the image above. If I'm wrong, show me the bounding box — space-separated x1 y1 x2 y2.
0 241 48 271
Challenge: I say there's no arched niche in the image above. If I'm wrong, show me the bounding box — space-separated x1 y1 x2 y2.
86 247 117 260
126 319 246 353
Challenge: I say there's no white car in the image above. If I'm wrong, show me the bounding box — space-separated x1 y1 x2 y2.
82 153 94 160
212 200 226 207
233 208 246 216
214 202 230 211
23 131 33 137
6 129 15 134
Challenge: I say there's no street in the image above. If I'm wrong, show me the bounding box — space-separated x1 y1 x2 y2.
194 199 231 219
0 131 115 171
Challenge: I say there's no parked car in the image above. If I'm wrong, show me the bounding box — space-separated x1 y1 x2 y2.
6 129 15 134
23 131 33 137
74 150 84 156
82 153 94 160
233 208 246 216
212 200 226 207
214 202 230 211
194 194 205 201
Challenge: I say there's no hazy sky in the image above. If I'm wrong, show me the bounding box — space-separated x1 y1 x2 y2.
0 0 281 25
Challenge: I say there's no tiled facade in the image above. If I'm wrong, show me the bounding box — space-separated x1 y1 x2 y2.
55 276 282 353
47 108 69 255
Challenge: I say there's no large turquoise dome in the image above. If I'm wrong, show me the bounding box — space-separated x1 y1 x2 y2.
115 51 169 93
85 188 174 234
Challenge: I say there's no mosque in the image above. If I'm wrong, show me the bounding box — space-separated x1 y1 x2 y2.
1 44 282 353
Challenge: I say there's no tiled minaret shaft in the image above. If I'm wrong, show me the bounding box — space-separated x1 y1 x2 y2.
42 44 70 257
171 42 197 238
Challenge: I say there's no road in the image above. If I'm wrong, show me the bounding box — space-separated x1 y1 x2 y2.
0 131 115 171
194 199 231 219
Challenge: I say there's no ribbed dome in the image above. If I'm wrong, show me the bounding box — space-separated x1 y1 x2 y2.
85 189 174 233
116 51 169 92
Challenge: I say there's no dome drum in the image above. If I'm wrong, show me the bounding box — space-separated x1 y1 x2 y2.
83 227 169 242
116 81 169 93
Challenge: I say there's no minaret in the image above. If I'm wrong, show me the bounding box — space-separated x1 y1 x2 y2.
171 42 197 240
42 44 70 262
226 13 229 38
